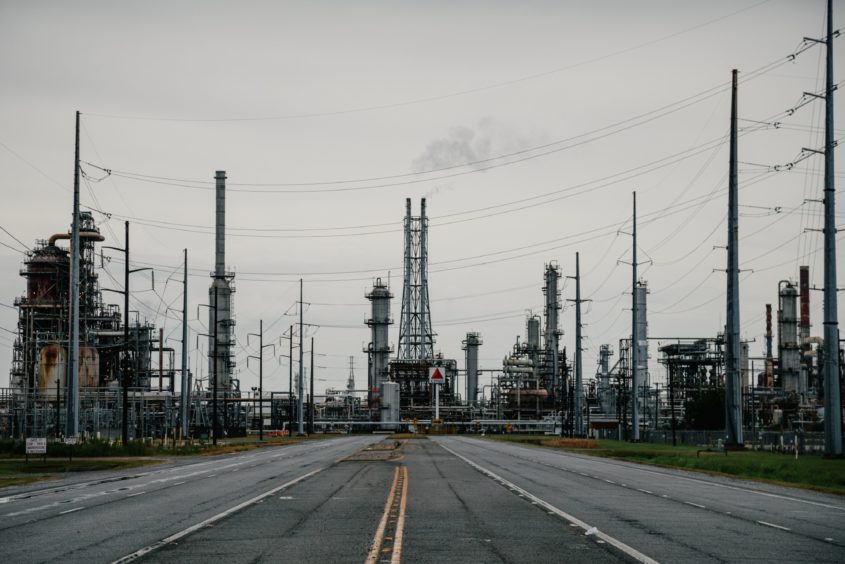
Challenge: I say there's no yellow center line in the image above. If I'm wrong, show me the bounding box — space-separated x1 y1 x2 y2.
365 467 401 564
390 466 409 564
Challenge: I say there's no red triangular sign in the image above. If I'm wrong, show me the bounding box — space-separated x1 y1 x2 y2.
430 367 444 382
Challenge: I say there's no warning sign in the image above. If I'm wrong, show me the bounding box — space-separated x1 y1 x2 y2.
429 366 445 384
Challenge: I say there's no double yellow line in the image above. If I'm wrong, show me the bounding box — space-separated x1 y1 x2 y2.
366 465 409 564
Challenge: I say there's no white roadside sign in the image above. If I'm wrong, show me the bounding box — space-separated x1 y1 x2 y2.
26 437 47 455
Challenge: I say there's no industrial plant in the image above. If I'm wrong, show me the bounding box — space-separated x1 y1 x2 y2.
0 7 842 460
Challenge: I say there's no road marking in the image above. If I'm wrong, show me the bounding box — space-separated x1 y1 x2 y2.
684 502 705 509
825 537 835 542
366 466 409 564
454 437 845 514
111 467 324 564
173 482 186 486
757 521 791 531
464 438 845 512
366 467 400 564
126 492 146 498
637 489 653 494
207 474 216 478
391 466 409 564
60 507 84 514
441 444 659 564
605 480 616 484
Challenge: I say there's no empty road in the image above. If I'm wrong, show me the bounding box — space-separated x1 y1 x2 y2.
1 435 842 563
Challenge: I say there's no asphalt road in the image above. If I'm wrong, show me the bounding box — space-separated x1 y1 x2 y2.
1 435 843 563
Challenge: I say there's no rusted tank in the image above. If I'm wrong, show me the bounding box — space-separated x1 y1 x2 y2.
38 344 99 396
38 343 66 397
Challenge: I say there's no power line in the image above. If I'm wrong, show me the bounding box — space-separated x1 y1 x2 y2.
0 225 31 252
82 0 776 123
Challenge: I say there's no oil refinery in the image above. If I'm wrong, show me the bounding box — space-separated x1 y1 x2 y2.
0 2 842 460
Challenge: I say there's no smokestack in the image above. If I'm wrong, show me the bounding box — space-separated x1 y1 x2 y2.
765 303 773 388
215 170 226 277
765 304 773 359
799 266 810 337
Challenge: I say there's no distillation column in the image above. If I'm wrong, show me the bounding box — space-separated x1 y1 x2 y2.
462 332 482 407
366 279 393 412
209 170 235 393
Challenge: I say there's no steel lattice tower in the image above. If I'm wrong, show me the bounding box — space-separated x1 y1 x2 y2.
398 198 434 360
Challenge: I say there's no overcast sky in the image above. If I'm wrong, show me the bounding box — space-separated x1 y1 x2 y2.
1 0 842 398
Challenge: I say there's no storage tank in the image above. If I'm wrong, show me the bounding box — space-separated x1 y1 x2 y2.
381 381 400 430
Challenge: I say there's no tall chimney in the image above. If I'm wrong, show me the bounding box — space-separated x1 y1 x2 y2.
765 303 773 359
799 266 810 338
215 170 226 277
765 303 773 388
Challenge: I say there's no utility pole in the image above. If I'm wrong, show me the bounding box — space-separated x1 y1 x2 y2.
212 288 219 445
248 320 275 441
821 0 842 457
566 253 590 437
725 68 743 447
55 378 60 437
309 337 315 434
67 110 81 438
631 191 640 441
180 249 189 438
298 279 304 435
123 222 130 444
288 325 294 434
575 253 584 436
102 222 151 446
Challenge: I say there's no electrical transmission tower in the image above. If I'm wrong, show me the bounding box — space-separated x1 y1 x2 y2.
398 198 434 360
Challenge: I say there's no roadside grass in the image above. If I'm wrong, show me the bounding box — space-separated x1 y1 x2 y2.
0 433 333 460
488 435 845 495
0 434 339 489
0 458 162 489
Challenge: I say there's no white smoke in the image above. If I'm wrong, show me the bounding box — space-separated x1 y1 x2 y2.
412 117 547 173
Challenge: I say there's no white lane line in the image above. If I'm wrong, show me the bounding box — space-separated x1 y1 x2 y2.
126 492 146 498
825 537 835 542
684 502 705 509
605 480 616 484
440 444 659 564
173 482 186 486
207 474 216 478
60 507 84 515
637 489 653 494
757 521 791 531
461 438 845 512
111 467 324 564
